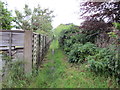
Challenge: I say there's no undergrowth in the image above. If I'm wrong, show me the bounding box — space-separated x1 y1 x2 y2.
2 53 34 88
29 40 117 88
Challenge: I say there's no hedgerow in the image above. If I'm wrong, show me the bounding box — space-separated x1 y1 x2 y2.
69 42 99 63
59 24 120 85
59 25 88 54
87 46 120 84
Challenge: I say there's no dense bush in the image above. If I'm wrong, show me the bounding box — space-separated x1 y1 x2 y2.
69 42 99 63
59 25 88 54
59 23 120 85
87 46 120 84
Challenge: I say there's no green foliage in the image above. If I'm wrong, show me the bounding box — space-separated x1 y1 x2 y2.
58 23 120 85
0 1 13 30
113 22 120 30
69 42 98 63
108 22 120 39
50 39 59 49
59 24 88 54
108 32 118 38
54 24 74 39
14 4 54 32
87 46 120 84
29 45 117 88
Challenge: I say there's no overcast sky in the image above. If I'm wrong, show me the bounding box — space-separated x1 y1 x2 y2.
2 0 81 28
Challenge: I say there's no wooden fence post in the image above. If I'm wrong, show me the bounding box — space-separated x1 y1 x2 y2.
9 32 12 57
24 31 32 73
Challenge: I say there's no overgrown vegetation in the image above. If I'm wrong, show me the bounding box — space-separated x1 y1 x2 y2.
59 24 88 54
2 53 34 88
69 42 99 63
29 40 117 88
53 23 75 39
59 23 120 86
1 0 120 88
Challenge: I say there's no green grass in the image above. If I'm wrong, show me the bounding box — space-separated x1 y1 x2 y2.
50 39 59 49
29 40 117 88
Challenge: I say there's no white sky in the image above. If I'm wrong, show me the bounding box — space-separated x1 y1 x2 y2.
2 0 81 28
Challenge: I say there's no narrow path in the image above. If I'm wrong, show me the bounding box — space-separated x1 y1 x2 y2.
29 40 115 88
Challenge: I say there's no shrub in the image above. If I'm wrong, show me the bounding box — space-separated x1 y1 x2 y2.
59 25 80 47
87 46 120 84
65 34 88 54
59 25 88 54
68 42 98 63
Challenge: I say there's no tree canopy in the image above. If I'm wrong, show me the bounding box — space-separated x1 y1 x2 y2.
0 1 13 30
79 1 120 40
14 4 54 32
53 23 75 39
80 1 120 23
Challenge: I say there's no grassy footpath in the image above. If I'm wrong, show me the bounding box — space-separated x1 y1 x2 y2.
29 40 117 88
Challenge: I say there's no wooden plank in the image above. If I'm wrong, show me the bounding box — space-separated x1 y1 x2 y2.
12 33 24 35
12 34 24 46
1 36 10 40
24 31 32 73
0 46 23 51
0 30 25 33
40 35 42 58
0 32 10 36
37 34 41 68
12 41 24 46
0 32 24 47
40 35 43 59
12 33 24 39
0 40 9 46
9 32 12 56
0 46 15 51
0 42 24 46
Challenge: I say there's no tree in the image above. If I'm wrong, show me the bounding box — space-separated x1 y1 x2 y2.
80 1 120 23
0 1 13 30
14 4 54 32
79 1 120 42
54 23 75 39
